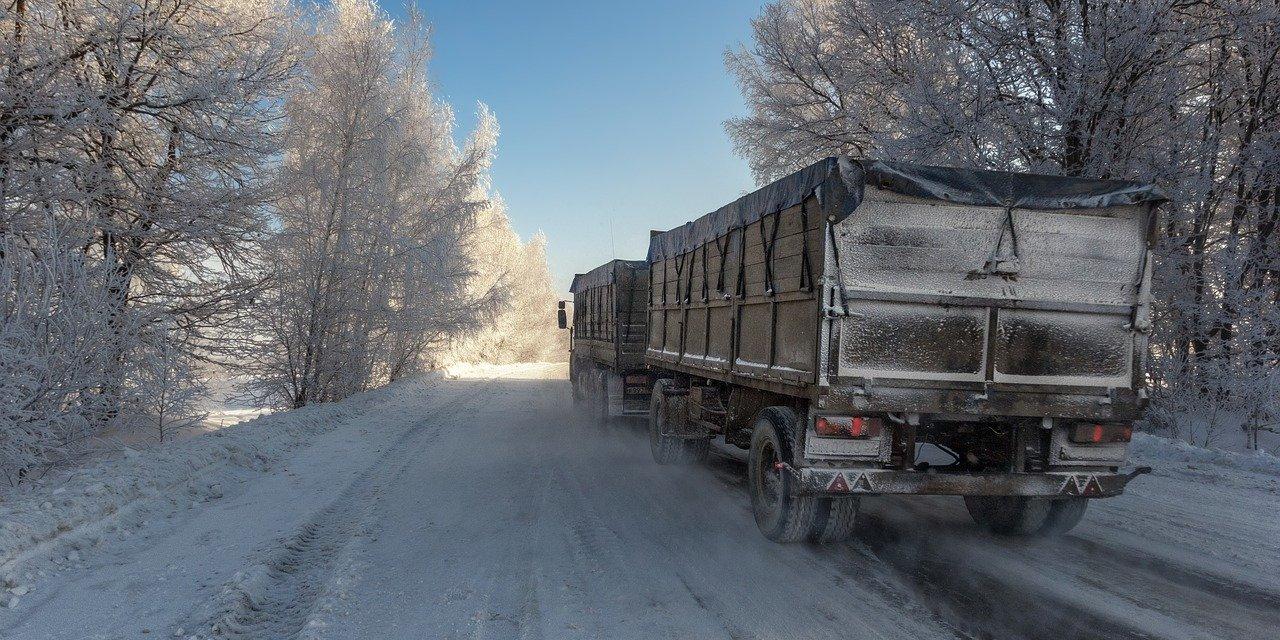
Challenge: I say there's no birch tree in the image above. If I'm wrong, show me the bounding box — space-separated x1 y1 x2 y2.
241 0 500 407
441 195 567 365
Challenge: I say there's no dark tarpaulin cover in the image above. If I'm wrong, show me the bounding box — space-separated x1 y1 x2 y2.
646 157 1168 261
569 259 647 294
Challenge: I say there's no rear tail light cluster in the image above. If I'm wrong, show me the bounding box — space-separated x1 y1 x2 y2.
1069 422 1133 444
815 416 884 439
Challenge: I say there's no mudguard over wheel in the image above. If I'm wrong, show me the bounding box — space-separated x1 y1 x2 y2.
964 496 1088 536
648 379 710 464
748 407 858 543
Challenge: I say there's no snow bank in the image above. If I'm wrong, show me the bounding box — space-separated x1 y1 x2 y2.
0 374 439 583
1130 432 1280 477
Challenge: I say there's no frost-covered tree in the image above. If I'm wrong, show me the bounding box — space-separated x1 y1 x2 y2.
240 0 500 407
130 324 208 444
0 226 123 483
728 0 1280 447
440 195 567 365
1 0 294 478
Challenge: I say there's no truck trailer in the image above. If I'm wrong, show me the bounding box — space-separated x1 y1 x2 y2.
564 259 652 425
570 157 1165 543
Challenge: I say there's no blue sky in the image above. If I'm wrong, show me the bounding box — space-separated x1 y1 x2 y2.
383 1 768 292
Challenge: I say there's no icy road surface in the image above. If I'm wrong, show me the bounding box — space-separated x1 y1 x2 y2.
2 363 1278 640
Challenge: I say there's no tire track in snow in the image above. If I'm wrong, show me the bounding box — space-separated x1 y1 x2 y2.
694 448 1220 640
1065 536 1280 613
191 384 488 640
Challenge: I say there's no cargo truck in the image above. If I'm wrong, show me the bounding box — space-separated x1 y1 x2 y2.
562 259 652 425
568 157 1165 543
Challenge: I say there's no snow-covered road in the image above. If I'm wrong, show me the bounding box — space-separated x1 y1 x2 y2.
2 363 1277 640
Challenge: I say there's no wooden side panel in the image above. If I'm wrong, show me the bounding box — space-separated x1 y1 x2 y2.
775 299 818 374
707 305 734 370
645 195 826 393
735 303 773 368
571 262 650 372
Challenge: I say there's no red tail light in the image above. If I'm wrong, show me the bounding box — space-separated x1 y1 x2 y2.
815 416 884 439
1069 422 1132 444
625 374 650 385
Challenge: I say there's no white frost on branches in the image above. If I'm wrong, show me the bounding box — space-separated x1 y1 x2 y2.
727 0 1280 448
2 0 563 481
1 0 293 480
439 195 568 365
235 0 555 407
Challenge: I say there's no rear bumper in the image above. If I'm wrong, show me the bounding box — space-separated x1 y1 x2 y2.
796 465 1150 498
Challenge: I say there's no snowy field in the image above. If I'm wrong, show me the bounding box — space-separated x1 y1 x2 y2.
0 363 1276 640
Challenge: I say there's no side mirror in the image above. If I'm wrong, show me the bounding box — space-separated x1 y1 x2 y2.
557 300 567 329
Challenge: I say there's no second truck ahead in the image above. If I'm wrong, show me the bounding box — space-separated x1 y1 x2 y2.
563 156 1165 543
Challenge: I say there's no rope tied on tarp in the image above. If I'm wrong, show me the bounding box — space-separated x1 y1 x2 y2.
968 205 1022 281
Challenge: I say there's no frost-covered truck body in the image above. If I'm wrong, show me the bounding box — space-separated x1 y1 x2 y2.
567 259 652 423
644 157 1165 541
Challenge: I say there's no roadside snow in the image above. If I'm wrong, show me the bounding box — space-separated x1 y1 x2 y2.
1130 432 1280 476
0 373 440 594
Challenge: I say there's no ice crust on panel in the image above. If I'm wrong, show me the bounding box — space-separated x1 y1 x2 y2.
839 301 986 379
836 191 1147 306
995 309 1131 381
834 188 1147 385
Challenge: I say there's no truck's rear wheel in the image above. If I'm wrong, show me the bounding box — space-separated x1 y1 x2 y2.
964 496 1048 535
748 407 857 543
648 380 709 464
964 496 1090 536
964 495 1090 536
810 496 860 543
1038 498 1089 535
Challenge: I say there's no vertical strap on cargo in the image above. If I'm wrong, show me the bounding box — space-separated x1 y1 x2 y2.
735 224 747 299
759 211 781 296
715 231 731 297
673 252 685 304
660 257 669 306
686 248 696 303
798 199 814 293
974 206 1021 278
700 243 710 302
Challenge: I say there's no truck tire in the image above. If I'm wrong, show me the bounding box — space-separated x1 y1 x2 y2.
748 407 826 543
809 496 860 543
1037 498 1089 536
648 380 709 464
964 496 1051 536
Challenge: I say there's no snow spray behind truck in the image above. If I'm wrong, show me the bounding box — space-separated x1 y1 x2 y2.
567 157 1166 543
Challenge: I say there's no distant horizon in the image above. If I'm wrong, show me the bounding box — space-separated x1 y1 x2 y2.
384 0 768 293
